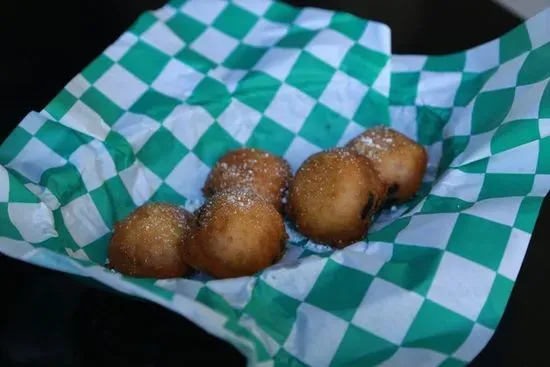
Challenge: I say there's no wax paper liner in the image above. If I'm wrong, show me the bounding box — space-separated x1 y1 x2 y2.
1 1 549 366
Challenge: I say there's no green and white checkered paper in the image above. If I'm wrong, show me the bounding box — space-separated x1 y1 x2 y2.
1 1 549 365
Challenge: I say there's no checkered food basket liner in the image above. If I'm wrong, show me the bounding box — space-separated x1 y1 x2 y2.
1 1 549 365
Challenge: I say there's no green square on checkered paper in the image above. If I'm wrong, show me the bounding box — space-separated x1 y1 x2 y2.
187 77 231 118
438 136 470 177
305 259 372 321
416 106 451 145
440 358 467 367
477 274 513 329
539 81 550 118
471 88 515 134
274 349 306 367
150 183 188 206
329 12 366 41
52 209 79 252
40 164 87 206
479 174 534 200
499 23 532 64
44 89 77 121
340 44 387 87
369 217 411 243
223 43 267 70
119 40 170 84
245 116 294 156
81 233 110 265
457 157 489 174
264 1 298 24
81 87 124 126
378 245 443 296
420 195 473 214
423 53 466 72
225 319 271 362
353 89 390 127
6 175 40 203
175 48 216 74
514 196 543 233
403 299 474 354
81 54 114 84
35 121 92 159
244 279 300 345
193 123 240 167
390 72 420 106
331 324 398 367
0 128 32 165
213 3 259 39
167 12 207 44
454 69 496 107
447 214 511 270
0 203 23 240
130 89 180 122
234 71 282 113
518 38 550 86
491 119 540 154
104 131 136 172
299 104 349 149
129 12 156 36
276 25 317 48
196 286 242 319
285 51 335 99
137 127 188 179
537 136 550 174
90 175 136 229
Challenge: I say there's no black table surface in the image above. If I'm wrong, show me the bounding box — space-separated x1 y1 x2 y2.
1 1 548 366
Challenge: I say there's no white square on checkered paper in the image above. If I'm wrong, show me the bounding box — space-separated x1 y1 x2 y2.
372 62 391 97
8 203 57 243
389 106 417 140
141 22 185 56
119 160 162 206
396 213 458 249
19 112 47 135
416 71 462 108
444 105 473 138
152 5 176 22
61 101 111 141
392 55 427 72
284 136 322 172
378 347 446 367
526 9 550 50
61 194 110 247
163 105 214 150
431 169 485 202
0 166 8 202
233 0 271 15
265 83 315 133
424 141 442 183
487 140 538 174
238 314 281 356
293 7 334 30
481 53 527 92
464 197 522 227
218 99 262 144
65 75 90 98
427 252 495 320
207 276 256 310
331 241 393 276
504 80 548 122
453 323 494 362
319 70 368 119
261 256 327 301
208 66 247 93
95 64 148 109
464 39 499 73
305 29 354 68
165 153 210 201
152 59 204 100
243 18 289 47
530 174 550 197
337 121 364 146
180 0 227 24
498 228 530 281
352 278 424 345
112 113 161 154
540 118 550 139
284 303 348 367
6 138 67 184
254 47 300 81
451 129 495 168
358 22 391 55
191 28 239 63
104 33 138 62
69 140 117 192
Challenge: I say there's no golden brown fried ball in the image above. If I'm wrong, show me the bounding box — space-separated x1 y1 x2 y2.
186 188 287 279
203 148 292 212
286 149 387 249
108 203 195 278
347 126 427 204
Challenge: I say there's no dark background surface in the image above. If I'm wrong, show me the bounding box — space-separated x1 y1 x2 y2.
0 0 548 366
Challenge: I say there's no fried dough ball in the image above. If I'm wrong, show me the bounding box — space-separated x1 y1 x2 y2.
347 126 427 204
186 188 287 279
286 149 387 249
203 148 291 212
108 203 195 278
